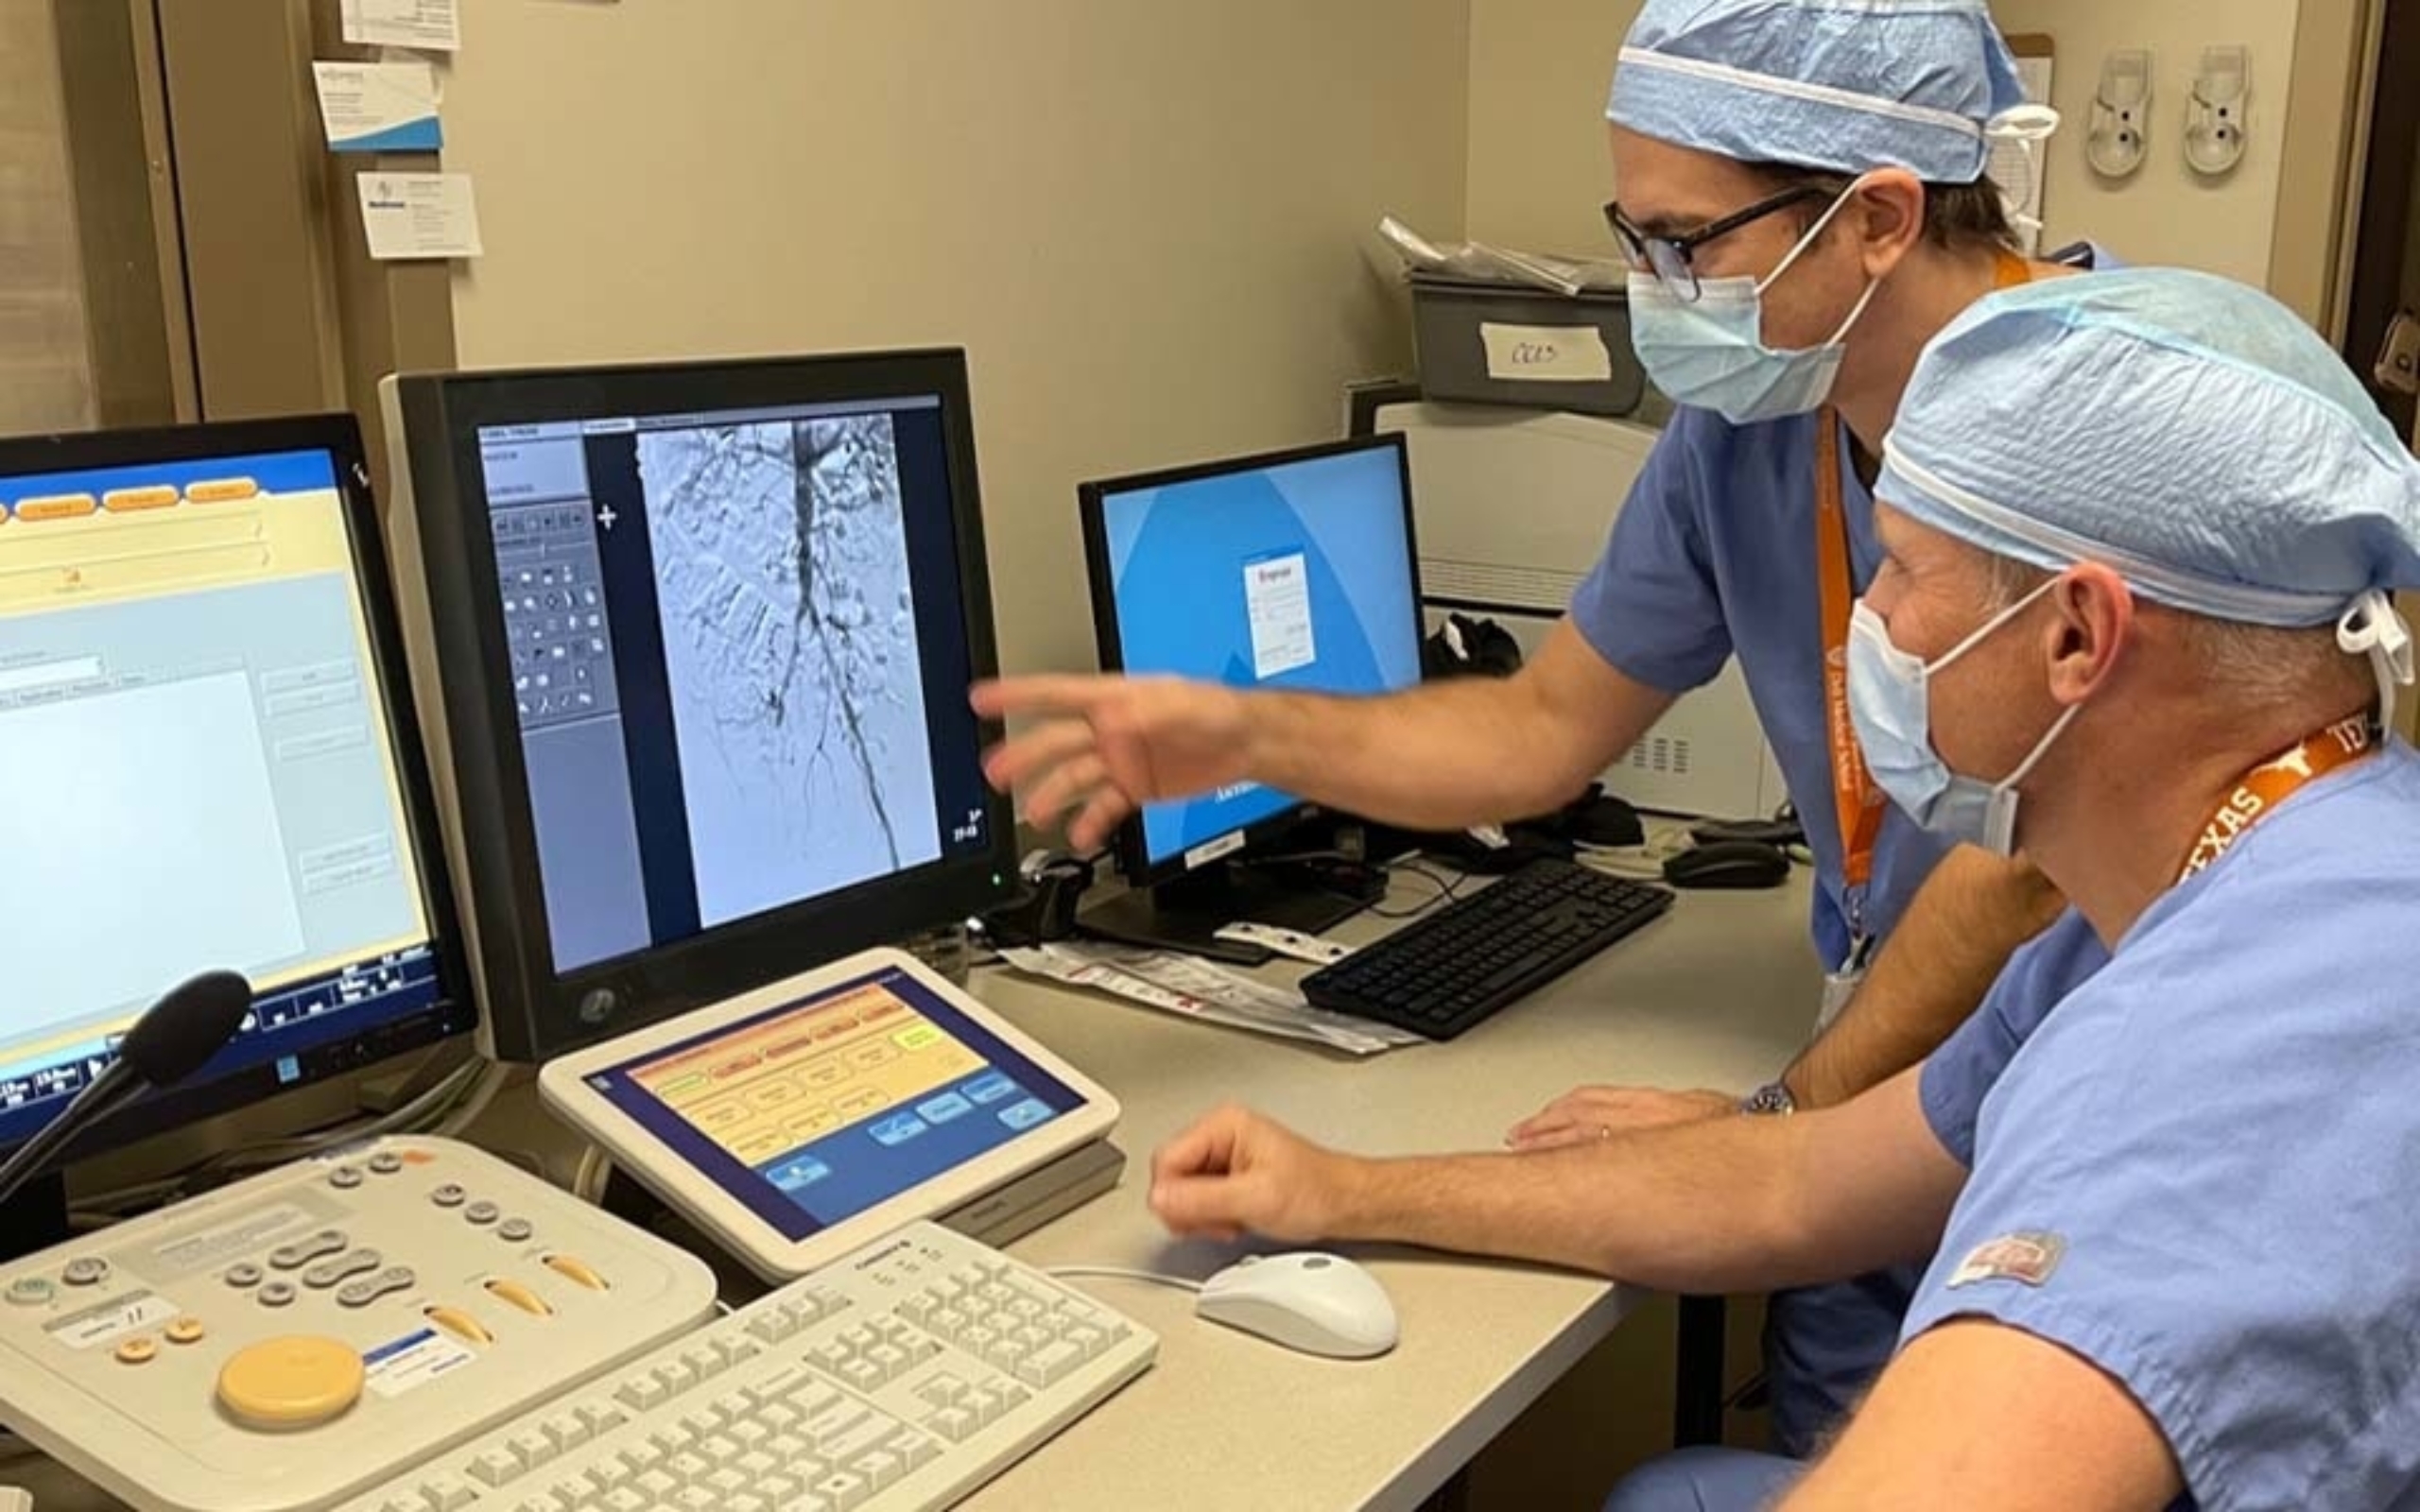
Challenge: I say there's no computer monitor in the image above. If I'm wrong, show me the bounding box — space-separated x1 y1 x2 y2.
383 350 1019 1062
1076 435 1426 956
0 416 470 1237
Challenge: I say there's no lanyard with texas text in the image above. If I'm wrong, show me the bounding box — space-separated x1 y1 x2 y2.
1814 251 2038 955
2177 715 2377 883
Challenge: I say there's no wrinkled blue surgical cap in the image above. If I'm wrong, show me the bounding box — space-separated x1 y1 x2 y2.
1880 267 2420 700
1608 0 2034 182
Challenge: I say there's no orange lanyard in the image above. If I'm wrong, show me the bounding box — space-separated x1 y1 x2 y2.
2177 716 2376 883
1816 252 2036 939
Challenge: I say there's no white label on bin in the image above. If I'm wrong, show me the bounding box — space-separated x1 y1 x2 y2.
1479 323 1613 383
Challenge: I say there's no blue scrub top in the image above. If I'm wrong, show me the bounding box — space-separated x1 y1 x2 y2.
1568 403 1945 969
1910 743 2420 1509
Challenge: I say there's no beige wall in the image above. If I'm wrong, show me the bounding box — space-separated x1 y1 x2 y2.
440 1 1470 678
0 0 97 435
1466 0 1637 253
1992 0 2303 287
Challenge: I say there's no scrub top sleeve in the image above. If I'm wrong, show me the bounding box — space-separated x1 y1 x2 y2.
1566 413 1735 695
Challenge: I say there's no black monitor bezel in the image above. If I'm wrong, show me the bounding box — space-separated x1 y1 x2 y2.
0 413 475 1167
1077 432 1423 889
393 350 1020 1063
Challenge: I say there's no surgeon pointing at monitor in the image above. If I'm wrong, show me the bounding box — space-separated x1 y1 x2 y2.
980 0 2112 1451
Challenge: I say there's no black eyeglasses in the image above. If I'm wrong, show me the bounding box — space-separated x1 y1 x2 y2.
1605 184 1832 303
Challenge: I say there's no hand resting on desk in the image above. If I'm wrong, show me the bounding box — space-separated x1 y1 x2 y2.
1504 1086 1736 1151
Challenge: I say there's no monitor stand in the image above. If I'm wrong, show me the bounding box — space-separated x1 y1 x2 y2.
1076 857 1381 965
0 1171 71 1265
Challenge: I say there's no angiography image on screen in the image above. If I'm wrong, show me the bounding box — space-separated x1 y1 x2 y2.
637 416 942 931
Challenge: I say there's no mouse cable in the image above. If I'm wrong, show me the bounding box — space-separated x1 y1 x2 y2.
1045 1264 1203 1294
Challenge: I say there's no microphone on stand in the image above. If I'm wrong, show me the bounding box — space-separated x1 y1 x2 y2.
0 971 254 1210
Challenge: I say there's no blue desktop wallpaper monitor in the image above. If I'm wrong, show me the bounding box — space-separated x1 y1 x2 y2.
1091 441 1422 869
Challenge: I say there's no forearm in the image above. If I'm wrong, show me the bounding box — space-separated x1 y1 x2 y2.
1785 848 2066 1108
1327 1113 1823 1292
1239 680 1584 829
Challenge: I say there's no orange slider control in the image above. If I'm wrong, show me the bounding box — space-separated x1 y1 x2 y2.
483 1279 553 1316
103 486 178 514
15 493 96 523
424 1305 494 1346
184 477 258 505
543 1254 609 1292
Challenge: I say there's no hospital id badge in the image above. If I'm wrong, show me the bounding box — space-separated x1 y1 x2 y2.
1815 965 1866 1035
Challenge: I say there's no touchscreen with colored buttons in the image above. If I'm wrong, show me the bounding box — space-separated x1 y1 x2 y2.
575 965 1081 1242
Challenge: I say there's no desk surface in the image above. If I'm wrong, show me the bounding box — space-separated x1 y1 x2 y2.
960 874 1819 1512
15 872 1817 1512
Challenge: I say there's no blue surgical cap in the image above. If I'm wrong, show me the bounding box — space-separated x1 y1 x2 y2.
1880 268 2420 643
1608 0 2031 182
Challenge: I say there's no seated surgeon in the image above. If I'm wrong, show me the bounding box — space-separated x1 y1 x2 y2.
1148 268 2420 1511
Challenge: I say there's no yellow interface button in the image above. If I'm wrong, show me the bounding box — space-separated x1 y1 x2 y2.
216 1336 365 1430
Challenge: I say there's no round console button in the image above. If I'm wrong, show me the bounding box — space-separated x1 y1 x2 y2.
216 1336 366 1430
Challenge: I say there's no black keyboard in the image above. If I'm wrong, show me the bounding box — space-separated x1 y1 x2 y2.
1301 858 1673 1040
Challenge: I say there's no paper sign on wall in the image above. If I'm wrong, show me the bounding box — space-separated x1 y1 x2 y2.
356 172 482 260
312 62 442 153
339 0 459 52
1479 323 1614 384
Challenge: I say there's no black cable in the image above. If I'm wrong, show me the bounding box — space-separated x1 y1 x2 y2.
1366 860 1464 919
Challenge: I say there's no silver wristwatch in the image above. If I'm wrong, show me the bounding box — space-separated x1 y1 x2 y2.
1739 1081 1798 1116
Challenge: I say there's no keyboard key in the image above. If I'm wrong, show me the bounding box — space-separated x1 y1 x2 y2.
419 1475 476 1510
614 1376 666 1411
1017 1341 1085 1387
508 1430 557 1470
598 1490 648 1512
814 1471 869 1511
735 1451 780 1480
746 1311 798 1344
821 1415 898 1465
924 1406 976 1443
543 1414 590 1452
469 1449 525 1487
702 1469 751 1498
631 1471 680 1501
890 1430 940 1471
850 1451 903 1490
668 1488 717 1512
577 1401 628 1435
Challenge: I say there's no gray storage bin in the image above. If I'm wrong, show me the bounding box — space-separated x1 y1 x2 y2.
1409 272 1645 417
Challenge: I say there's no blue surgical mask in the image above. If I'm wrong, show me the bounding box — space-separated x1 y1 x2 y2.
1845 581 2080 857
1627 180 1882 424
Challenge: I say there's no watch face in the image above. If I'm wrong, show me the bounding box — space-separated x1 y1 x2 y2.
1745 1083 1796 1116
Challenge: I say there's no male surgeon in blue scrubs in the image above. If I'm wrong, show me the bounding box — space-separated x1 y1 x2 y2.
977 0 2108 1452
1147 267 2420 1512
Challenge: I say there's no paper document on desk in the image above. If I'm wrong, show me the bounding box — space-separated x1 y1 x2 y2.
998 943 1422 1056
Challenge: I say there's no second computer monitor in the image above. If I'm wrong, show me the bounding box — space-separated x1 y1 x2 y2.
1080 435 1425 888
386 351 1018 1061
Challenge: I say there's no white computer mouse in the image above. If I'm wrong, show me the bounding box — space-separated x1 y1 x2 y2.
1194 1251 1399 1359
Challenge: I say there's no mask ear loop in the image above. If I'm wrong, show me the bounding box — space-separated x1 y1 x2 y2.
1985 104 2062 244
1754 174 1870 297
2339 589 2414 729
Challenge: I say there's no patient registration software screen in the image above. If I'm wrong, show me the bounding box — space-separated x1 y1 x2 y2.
0 450 441 1140
580 966 1080 1241
1096 444 1424 866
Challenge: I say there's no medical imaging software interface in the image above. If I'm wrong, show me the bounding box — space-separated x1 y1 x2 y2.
0 449 442 1145
472 400 996 972
579 963 1081 1241
1098 445 1424 867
